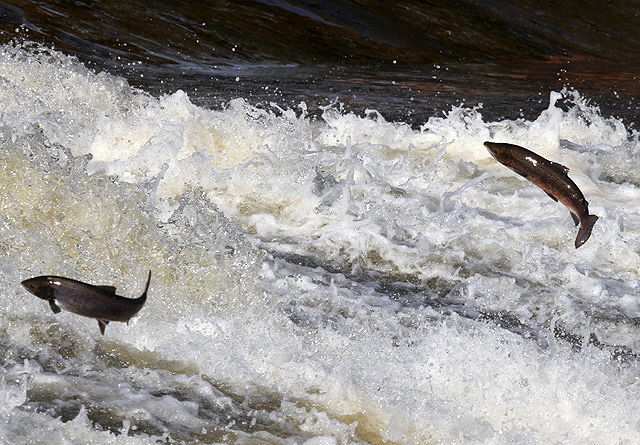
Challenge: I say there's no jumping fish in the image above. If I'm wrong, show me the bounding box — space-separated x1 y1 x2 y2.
484 141 598 248
21 271 151 334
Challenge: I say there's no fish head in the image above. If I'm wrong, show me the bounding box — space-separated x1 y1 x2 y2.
484 141 518 165
21 276 56 300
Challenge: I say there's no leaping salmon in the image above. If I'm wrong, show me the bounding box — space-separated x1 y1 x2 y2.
484 141 598 248
21 271 151 335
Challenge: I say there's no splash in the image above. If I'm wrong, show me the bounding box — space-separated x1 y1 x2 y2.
2 43 640 444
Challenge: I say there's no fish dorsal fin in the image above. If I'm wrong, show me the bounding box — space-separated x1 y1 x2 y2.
98 320 109 335
48 299 62 314
549 160 570 176
97 285 117 294
544 191 558 202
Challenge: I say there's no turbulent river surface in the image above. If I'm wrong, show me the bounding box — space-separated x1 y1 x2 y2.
1 1 640 444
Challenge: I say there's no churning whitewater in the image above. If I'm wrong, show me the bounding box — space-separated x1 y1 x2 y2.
2 44 640 444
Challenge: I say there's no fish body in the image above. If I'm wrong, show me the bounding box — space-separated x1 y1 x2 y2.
21 271 151 334
484 141 598 248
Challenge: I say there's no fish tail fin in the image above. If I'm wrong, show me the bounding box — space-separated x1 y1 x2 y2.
575 214 599 248
138 270 151 302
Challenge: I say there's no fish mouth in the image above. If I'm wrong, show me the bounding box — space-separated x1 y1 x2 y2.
21 280 37 293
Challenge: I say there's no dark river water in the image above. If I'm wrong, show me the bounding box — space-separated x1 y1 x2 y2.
1 0 639 125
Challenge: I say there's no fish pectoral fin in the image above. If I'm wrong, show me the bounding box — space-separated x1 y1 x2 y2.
96 286 117 294
98 320 109 335
48 299 61 314
510 167 528 178
544 191 558 202
570 212 580 226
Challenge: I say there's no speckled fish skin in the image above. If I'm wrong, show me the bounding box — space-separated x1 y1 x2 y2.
484 141 598 248
21 271 151 334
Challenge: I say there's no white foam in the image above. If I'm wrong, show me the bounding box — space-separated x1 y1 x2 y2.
2 43 640 443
